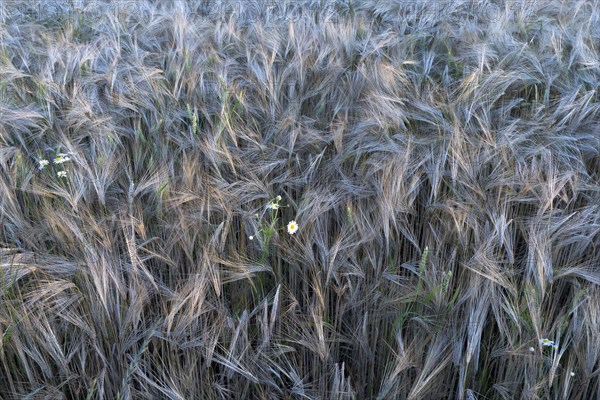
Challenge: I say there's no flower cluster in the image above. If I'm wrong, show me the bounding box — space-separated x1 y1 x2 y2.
37 150 73 178
249 195 298 244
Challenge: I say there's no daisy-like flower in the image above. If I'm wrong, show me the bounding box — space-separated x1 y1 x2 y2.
53 156 71 164
57 170 67 178
38 159 49 169
287 220 298 235
539 338 557 348
267 202 280 210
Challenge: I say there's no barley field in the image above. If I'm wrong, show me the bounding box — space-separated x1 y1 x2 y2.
0 1 599 399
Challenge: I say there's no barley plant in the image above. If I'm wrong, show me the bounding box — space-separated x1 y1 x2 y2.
1 0 599 399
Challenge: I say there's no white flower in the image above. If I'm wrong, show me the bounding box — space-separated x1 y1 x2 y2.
570 372 575 377
539 338 556 348
266 202 279 210
249 235 254 240
276 195 282 201
38 159 49 169
287 220 298 235
53 155 71 164
528 347 535 352
57 170 67 178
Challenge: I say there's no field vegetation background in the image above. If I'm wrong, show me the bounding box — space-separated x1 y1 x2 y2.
0 0 599 399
